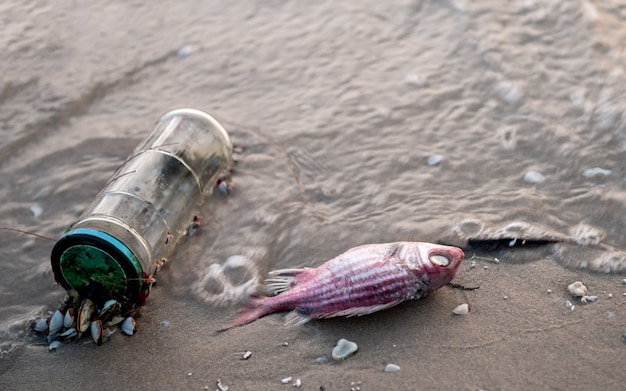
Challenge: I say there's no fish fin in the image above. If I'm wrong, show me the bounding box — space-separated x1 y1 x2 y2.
264 268 313 296
317 300 405 319
283 310 312 327
218 297 269 332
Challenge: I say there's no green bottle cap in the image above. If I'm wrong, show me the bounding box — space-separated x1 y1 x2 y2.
51 228 144 301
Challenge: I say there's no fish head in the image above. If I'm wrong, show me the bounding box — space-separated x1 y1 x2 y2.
408 242 465 291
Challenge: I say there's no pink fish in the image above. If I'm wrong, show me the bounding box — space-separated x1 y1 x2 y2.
220 241 464 331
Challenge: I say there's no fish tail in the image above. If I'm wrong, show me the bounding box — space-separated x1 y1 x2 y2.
218 297 269 332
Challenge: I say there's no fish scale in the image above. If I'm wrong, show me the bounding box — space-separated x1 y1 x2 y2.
220 241 464 331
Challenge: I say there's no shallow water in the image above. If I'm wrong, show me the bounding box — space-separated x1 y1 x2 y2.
1 0 625 361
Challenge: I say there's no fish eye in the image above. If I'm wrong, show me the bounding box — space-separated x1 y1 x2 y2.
429 254 450 267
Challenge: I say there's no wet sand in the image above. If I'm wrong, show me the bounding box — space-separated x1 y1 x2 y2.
2 0 626 390
3 255 626 390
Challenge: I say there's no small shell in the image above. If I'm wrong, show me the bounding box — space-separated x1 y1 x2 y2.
98 300 120 324
121 316 137 336
567 281 588 297
91 319 103 346
32 318 49 333
59 327 78 341
77 299 95 333
281 377 292 384
293 378 302 388
452 303 470 315
581 295 598 303
332 338 358 361
48 310 64 338
104 314 125 327
48 340 63 352
384 363 401 373
64 308 76 329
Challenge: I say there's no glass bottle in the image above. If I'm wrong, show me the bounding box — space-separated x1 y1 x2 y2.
51 108 232 305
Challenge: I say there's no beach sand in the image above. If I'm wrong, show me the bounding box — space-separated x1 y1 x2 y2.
1 1 626 390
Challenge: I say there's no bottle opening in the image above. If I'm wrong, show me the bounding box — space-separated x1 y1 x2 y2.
51 228 144 303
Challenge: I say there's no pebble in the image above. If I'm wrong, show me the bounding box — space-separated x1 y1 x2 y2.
176 45 194 58
427 154 443 166
160 320 170 327
332 338 358 361
452 303 470 315
242 350 252 360
495 81 524 105
567 281 588 297
405 73 425 87
581 295 598 303
582 167 612 178
315 356 329 365
524 170 546 184
384 363 401 373
30 205 43 217
281 377 292 384
216 379 229 391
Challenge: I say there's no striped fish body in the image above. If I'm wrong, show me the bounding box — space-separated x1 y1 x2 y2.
220 241 464 331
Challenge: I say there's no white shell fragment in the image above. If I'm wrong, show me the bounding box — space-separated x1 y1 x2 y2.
524 170 546 184
384 363 401 373
281 377 292 384
427 154 443 166
90 319 104 346
63 308 76 329
582 167 612 178
332 338 358 361
242 350 252 360
33 318 49 333
48 340 63 352
567 281 589 297
565 300 575 311
580 295 598 303
30 205 43 217
48 310 64 338
293 378 302 388
452 303 470 315
121 317 137 336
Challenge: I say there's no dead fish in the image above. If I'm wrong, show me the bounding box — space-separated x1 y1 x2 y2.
219 242 464 331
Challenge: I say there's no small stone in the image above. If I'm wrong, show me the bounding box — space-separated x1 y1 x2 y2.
332 338 358 361
495 81 524 105
567 281 588 297
242 350 252 360
427 154 443 166
546 289 553 294
176 45 194 58
581 295 598 303
30 205 43 217
452 303 470 315
524 170 546 184
607 293 613 299
160 320 170 327
405 74 425 86
384 363 401 373
281 377 292 384
315 356 328 365
582 167 612 178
